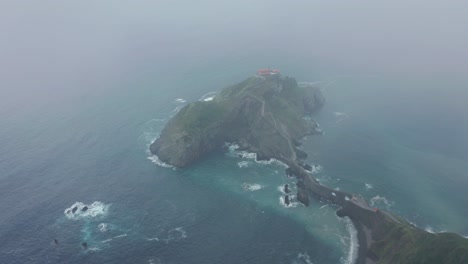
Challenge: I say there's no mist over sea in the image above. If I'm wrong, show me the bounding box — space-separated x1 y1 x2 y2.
1 1 467 263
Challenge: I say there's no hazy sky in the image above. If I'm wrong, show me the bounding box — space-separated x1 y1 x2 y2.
1 0 467 102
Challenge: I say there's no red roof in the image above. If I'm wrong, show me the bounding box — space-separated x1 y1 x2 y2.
257 68 280 76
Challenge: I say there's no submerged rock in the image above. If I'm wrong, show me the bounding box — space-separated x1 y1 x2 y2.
284 195 290 206
81 206 88 212
284 184 291 194
72 206 78 213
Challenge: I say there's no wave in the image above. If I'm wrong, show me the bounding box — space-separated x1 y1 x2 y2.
277 184 295 194
334 112 349 118
225 143 288 168
370 195 394 209
198 91 217 102
311 164 323 174
87 246 101 252
237 161 250 168
101 238 113 243
279 195 299 208
114 233 127 239
174 98 186 103
148 155 174 169
364 183 373 190
242 183 263 191
171 105 185 115
147 258 163 264
64 201 110 220
340 216 359 264
98 223 108 232
146 237 160 241
164 227 187 243
293 252 314 264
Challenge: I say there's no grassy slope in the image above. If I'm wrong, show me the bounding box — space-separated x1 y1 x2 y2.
371 215 468 263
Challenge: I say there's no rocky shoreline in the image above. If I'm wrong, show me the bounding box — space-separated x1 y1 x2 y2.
151 73 468 263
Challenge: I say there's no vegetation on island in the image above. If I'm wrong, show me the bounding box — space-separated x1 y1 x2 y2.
150 73 468 264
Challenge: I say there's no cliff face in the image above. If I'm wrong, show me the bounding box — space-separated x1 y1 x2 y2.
150 75 325 167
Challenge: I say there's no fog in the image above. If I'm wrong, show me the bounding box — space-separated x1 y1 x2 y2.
1 0 467 105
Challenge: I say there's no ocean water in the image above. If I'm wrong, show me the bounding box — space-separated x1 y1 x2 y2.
1 65 467 264
1 2 468 263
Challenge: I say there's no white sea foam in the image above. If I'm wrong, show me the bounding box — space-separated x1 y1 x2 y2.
148 155 174 169
237 161 250 168
340 216 359 264
87 246 101 252
425 226 435 234
242 183 263 191
98 223 108 232
146 237 160 241
364 183 373 190
293 252 314 264
175 98 186 103
114 234 127 239
164 227 187 243
147 258 163 264
370 195 394 209
311 164 323 174
101 238 113 243
172 105 185 115
334 112 348 117
423 226 447 234
279 195 298 208
334 112 350 124
198 92 217 102
64 201 110 220
237 150 286 166
277 184 294 194
224 143 288 168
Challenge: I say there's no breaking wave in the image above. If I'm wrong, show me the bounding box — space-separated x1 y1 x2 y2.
237 161 251 168
148 155 174 169
242 183 263 191
293 252 314 264
64 201 110 220
174 98 186 103
225 143 287 168
279 195 299 208
164 227 187 243
198 91 217 102
370 195 394 209
311 164 323 174
364 183 373 190
98 223 108 232
340 216 359 264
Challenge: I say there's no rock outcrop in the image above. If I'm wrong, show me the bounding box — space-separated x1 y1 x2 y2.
150 73 468 264
150 74 324 167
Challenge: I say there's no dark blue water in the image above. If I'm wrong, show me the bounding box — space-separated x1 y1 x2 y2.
1 68 467 264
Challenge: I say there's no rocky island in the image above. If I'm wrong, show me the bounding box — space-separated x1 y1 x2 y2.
151 70 468 264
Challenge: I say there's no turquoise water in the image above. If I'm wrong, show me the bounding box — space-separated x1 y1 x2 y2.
1 61 467 263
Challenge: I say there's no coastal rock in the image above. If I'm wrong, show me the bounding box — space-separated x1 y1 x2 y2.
150 74 325 167
149 72 468 263
284 195 290 206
